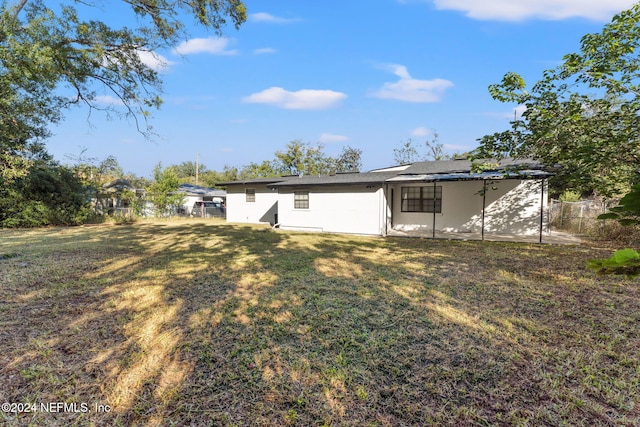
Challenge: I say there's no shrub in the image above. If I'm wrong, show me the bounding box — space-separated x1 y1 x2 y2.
0 163 91 228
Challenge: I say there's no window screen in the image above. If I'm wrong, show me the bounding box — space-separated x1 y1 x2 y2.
294 191 309 209
401 186 442 213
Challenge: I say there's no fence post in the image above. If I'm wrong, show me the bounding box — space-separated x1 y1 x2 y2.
578 204 584 234
601 199 606 235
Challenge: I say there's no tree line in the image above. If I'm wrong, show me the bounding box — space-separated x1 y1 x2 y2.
1 132 468 227
0 140 364 227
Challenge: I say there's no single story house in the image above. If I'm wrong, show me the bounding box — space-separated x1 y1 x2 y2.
178 183 226 215
96 179 145 215
217 159 553 241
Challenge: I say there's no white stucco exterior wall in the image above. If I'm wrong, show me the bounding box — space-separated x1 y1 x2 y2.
480 179 548 235
391 179 547 235
277 186 387 235
225 184 279 224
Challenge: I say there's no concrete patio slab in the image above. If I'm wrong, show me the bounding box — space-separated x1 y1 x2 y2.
386 229 582 245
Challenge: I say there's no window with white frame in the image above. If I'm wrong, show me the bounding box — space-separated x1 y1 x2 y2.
294 191 309 209
245 188 256 202
401 186 442 213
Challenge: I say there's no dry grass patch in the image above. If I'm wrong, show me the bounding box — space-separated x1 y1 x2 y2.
1 218 638 426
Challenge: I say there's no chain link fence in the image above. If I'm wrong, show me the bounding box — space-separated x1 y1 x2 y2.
549 199 614 235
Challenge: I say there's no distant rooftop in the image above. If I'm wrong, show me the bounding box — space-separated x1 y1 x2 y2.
103 179 135 191
178 183 226 197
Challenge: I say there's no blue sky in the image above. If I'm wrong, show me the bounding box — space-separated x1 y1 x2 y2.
46 0 637 178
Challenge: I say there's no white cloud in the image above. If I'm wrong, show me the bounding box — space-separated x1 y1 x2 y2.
137 50 173 71
431 0 636 21
104 49 171 72
249 12 300 23
94 95 125 106
254 47 277 55
172 38 238 55
411 127 430 137
242 87 347 110
319 133 350 143
370 64 453 103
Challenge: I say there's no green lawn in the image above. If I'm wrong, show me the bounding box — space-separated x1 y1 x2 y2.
1 219 638 426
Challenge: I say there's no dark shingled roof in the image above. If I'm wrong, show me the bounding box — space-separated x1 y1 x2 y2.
269 172 399 187
216 159 551 188
399 158 545 175
215 176 297 186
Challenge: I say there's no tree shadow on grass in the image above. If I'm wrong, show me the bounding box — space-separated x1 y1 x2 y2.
1 221 639 426
1 221 286 425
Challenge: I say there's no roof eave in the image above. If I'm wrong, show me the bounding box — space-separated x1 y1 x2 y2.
385 170 553 183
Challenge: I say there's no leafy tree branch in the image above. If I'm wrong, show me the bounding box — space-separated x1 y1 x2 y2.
475 4 640 198
1 0 246 184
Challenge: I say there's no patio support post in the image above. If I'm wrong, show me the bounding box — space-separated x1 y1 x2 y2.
539 178 545 243
385 183 389 236
481 180 486 241
432 181 437 239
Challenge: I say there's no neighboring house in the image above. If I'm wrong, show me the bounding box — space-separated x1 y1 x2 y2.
97 179 144 215
178 183 226 215
217 159 552 239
